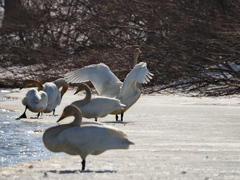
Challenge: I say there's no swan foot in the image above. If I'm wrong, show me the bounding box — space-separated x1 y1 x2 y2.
81 160 86 171
16 106 28 119
16 112 27 120
95 118 98 122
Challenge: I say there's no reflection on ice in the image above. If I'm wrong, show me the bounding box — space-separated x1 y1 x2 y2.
0 90 64 167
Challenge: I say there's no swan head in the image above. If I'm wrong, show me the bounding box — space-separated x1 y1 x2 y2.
57 105 82 126
20 79 43 91
53 78 69 98
134 48 142 55
74 83 89 95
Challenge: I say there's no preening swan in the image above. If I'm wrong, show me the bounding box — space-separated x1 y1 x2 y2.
17 79 48 119
43 78 69 115
72 83 125 121
42 105 134 171
18 78 68 118
65 48 153 121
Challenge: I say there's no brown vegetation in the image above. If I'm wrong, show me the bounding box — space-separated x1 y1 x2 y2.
0 0 239 96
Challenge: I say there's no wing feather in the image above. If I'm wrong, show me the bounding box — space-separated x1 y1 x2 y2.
118 62 153 98
65 63 122 96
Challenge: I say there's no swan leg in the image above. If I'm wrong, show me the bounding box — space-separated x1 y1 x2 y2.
17 106 28 119
116 115 119 121
52 109 55 116
121 113 124 121
95 118 97 122
37 112 40 118
81 159 86 171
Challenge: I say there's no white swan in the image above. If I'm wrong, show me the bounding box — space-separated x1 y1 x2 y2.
43 78 69 115
17 79 48 119
18 78 69 118
72 83 125 121
42 104 134 171
65 48 153 121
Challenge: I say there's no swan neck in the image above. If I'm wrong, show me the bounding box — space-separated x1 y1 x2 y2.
72 110 82 126
73 85 91 107
26 80 44 91
133 52 139 67
54 79 69 98
84 85 92 101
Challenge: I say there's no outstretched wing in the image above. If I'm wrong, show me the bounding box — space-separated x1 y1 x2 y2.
118 62 153 98
125 62 153 84
64 63 122 97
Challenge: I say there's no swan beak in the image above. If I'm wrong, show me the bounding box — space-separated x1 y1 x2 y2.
74 89 83 95
129 140 135 145
57 114 65 123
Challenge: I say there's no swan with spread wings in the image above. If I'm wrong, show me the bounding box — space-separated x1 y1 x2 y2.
65 48 153 121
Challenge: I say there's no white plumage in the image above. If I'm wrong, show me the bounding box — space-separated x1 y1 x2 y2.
72 83 125 121
22 89 48 114
42 78 69 114
18 79 68 119
66 63 122 98
43 82 61 113
18 79 48 119
65 48 153 121
43 105 134 171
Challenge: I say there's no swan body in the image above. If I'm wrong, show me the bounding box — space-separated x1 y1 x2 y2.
22 89 48 113
18 79 48 119
42 82 60 113
43 78 69 114
43 105 134 171
18 79 68 119
65 48 153 121
113 62 152 114
72 83 125 121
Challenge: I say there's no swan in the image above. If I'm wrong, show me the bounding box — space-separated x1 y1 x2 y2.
42 104 134 171
42 78 69 115
17 79 48 119
72 83 125 121
19 78 69 118
64 48 153 121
